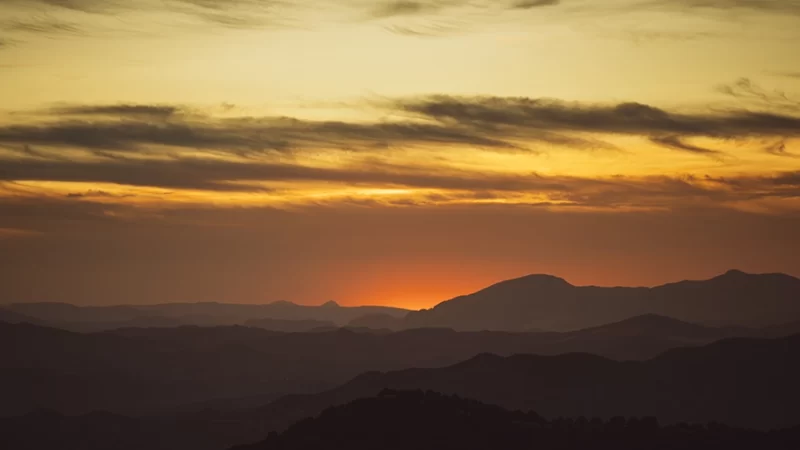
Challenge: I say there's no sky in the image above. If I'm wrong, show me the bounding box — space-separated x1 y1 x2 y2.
1 0 799 309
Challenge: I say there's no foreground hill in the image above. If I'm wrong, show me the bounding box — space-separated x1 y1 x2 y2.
234 390 800 450
404 270 800 331
3 301 409 332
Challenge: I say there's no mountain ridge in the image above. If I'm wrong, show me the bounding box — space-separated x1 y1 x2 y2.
404 270 800 331
244 332 800 433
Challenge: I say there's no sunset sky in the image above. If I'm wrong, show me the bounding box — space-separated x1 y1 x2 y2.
1 0 799 309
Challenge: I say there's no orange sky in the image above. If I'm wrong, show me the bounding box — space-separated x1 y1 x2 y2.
1 0 799 308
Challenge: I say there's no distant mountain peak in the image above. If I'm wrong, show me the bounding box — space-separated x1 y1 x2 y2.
710 269 793 282
492 273 573 289
722 269 749 277
321 300 340 308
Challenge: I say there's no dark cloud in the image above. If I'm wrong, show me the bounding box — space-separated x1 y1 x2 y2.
0 157 566 192
1 18 84 36
0 97 798 211
371 0 558 18
3 0 800 44
371 1 437 18
369 0 560 36
2 151 799 212
65 189 133 198
512 0 559 10
50 104 186 120
4 0 284 31
774 171 800 186
666 0 800 14
4 96 800 159
396 95 800 154
17 0 118 13
0 113 523 156
765 141 799 158
649 135 721 156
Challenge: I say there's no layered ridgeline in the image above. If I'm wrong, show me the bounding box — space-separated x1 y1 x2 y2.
3 270 799 332
402 270 800 331
0 301 409 332
7 314 794 417
1 334 799 450
242 333 800 434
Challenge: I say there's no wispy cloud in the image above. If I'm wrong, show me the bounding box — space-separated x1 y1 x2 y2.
1 158 798 213
649 135 721 156
1 17 85 36
2 0 797 44
0 94 798 213
3 0 288 32
394 95 800 154
370 1 439 18
0 116 518 156
777 72 800 79
49 104 187 120
661 0 800 15
716 78 799 113
765 141 799 158
3 95 800 160
511 0 559 10
2 0 563 38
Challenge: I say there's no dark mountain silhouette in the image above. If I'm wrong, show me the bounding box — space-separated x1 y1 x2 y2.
573 313 751 340
3 311 795 417
3 301 410 332
243 318 336 332
762 320 800 338
5 390 799 450
2 333 799 449
404 270 800 331
7 270 797 333
0 408 269 450
233 390 800 450
0 307 43 325
238 333 800 433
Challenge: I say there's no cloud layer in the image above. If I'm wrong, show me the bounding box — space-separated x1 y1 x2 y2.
3 0 799 42
3 91 799 159
0 99 798 214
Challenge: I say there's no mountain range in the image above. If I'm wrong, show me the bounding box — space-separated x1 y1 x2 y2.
4 270 797 333
2 312 798 418
0 301 409 332
402 270 800 331
2 269 800 449
232 332 800 438
1 333 799 450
